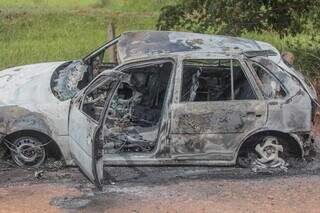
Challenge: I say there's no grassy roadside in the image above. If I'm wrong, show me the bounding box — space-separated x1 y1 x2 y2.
0 0 177 69
0 9 157 69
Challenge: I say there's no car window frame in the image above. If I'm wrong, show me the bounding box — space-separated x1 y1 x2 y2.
105 57 177 124
178 58 259 103
100 57 177 155
247 60 289 100
79 74 119 124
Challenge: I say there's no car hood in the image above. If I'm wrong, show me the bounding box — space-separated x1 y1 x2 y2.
0 62 65 105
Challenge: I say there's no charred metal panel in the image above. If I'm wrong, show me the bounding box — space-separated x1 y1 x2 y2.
117 31 275 63
170 100 267 159
0 62 74 164
251 57 313 132
69 70 125 185
0 106 52 136
153 61 176 158
266 93 312 132
170 134 238 160
0 62 70 136
171 101 267 134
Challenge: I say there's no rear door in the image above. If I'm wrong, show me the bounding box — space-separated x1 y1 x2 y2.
170 58 267 160
68 71 124 188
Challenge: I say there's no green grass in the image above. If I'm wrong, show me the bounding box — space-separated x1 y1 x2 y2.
0 0 96 7
0 0 176 69
99 0 178 13
0 0 177 10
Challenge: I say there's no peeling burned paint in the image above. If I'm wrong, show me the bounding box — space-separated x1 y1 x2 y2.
0 106 52 136
0 62 73 164
117 31 273 63
172 101 266 134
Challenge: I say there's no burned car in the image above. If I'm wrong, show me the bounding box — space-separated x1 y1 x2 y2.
0 31 318 187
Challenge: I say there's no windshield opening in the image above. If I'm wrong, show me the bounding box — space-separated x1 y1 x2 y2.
50 38 120 101
50 61 89 101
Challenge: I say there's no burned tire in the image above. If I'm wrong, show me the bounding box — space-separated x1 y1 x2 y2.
237 135 296 172
237 151 258 168
10 136 46 167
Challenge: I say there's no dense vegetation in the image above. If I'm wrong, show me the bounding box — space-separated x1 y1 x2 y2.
157 0 320 36
0 0 319 83
157 0 320 80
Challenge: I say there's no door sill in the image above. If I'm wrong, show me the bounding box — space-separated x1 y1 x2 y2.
102 157 234 166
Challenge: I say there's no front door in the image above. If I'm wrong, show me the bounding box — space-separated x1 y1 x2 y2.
170 58 267 161
69 71 123 188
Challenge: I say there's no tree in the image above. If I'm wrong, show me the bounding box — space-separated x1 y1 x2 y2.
157 0 319 36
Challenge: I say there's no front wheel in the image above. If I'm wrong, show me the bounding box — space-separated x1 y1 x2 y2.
10 136 46 167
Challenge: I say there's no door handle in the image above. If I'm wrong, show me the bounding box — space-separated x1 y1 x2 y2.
246 111 255 115
246 111 262 117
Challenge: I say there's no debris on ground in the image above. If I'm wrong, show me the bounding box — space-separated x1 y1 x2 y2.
34 170 44 179
50 196 91 209
44 159 64 171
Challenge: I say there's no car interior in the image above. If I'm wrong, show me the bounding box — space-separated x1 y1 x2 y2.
82 61 173 154
181 59 256 102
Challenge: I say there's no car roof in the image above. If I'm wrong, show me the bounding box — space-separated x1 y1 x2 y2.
117 31 279 63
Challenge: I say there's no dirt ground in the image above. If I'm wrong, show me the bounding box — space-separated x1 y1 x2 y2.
1 162 320 213
1 134 320 213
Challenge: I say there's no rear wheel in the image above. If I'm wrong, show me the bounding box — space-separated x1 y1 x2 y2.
237 135 291 172
10 136 46 167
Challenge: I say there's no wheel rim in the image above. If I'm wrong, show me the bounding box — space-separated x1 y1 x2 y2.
252 136 288 171
255 137 283 163
11 137 46 167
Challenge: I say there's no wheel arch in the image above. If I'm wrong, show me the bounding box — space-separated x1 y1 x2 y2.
235 129 304 161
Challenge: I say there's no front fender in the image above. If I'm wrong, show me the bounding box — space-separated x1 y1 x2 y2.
0 106 52 137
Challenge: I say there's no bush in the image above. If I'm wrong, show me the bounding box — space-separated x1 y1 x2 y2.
156 0 320 83
157 0 320 36
284 36 320 79
243 33 320 80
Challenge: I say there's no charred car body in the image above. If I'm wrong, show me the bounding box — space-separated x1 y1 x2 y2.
0 31 317 187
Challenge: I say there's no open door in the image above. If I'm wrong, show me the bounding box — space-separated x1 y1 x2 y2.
68 71 124 188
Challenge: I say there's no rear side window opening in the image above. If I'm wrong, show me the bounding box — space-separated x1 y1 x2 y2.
180 59 257 102
250 62 287 99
